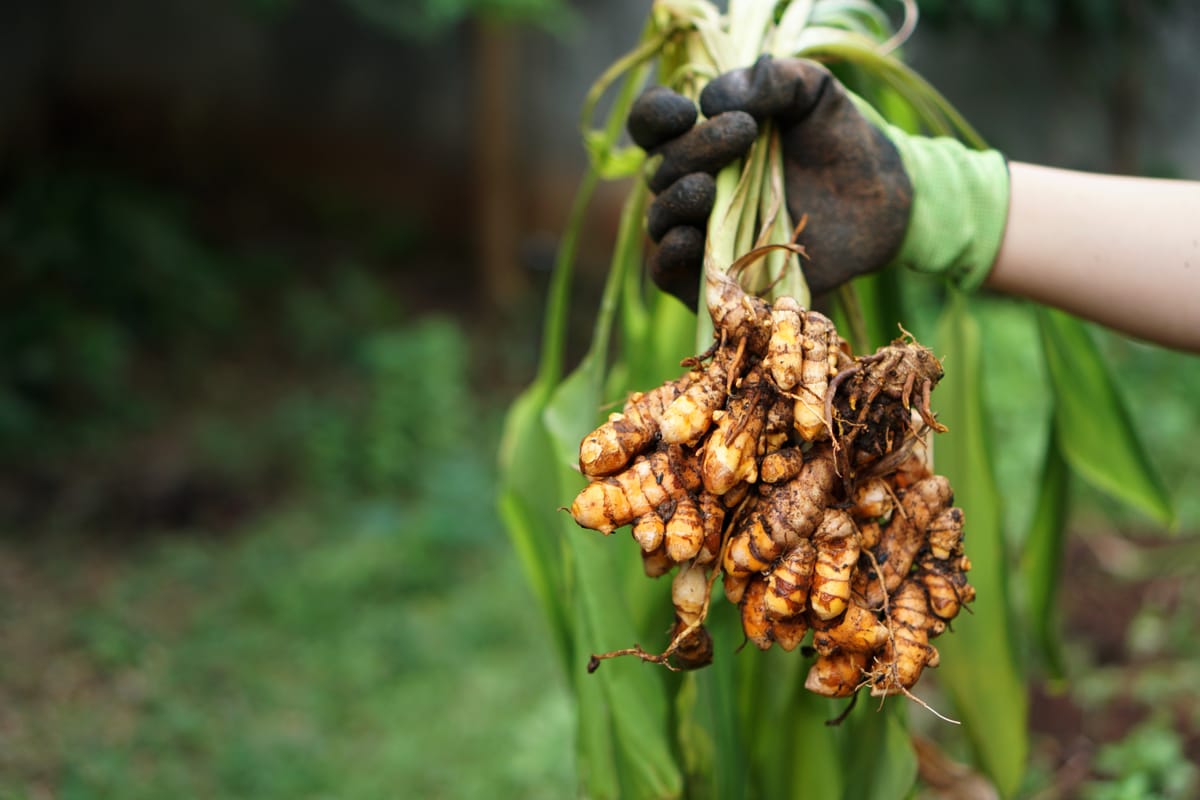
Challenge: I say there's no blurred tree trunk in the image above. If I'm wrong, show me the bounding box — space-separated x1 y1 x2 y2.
473 20 525 310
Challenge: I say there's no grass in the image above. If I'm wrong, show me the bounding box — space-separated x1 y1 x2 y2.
0 500 574 799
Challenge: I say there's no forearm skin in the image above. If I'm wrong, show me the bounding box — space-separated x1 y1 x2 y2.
987 162 1200 353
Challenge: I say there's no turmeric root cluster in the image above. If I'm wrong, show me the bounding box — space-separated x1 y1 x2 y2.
570 269 974 701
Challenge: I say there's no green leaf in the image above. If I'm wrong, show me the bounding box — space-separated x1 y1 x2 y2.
675 674 716 797
809 0 892 39
544 359 605 471
502 28 681 794
497 380 573 672
678 636 751 800
618 249 696 404
541 176 682 798
771 680 844 799
533 167 600 388
573 613 622 800
1037 308 1175 529
564 521 683 798
871 85 922 135
838 702 918 800
734 645 846 800
727 0 776 67
1018 423 1070 680
543 183 648 468
547 374 683 798
580 29 662 170
796 32 987 146
584 133 647 179
933 292 1028 798
496 163 603 672
545 362 685 799
700 641 750 800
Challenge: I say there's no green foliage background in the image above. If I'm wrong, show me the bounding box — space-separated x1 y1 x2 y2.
0 161 579 796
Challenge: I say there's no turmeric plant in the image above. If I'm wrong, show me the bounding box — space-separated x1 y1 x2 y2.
498 2 1173 797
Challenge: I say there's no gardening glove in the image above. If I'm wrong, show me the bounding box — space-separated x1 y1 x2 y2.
630 55 1010 305
627 87 758 308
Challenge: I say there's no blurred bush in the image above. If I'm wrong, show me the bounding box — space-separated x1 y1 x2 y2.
0 161 499 532
1082 719 1198 799
281 317 472 498
0 166 244 461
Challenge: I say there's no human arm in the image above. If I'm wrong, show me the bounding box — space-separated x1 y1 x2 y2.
634 56 1200 353
987 162 1200 352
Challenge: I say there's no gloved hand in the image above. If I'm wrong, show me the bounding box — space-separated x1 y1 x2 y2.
629 55 1011 306
626 87 758 308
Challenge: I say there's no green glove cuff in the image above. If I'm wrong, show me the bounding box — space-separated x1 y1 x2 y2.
886 128 1010 291
847 93 1010 290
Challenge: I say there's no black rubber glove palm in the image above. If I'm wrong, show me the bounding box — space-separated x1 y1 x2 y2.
629 56 913 306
